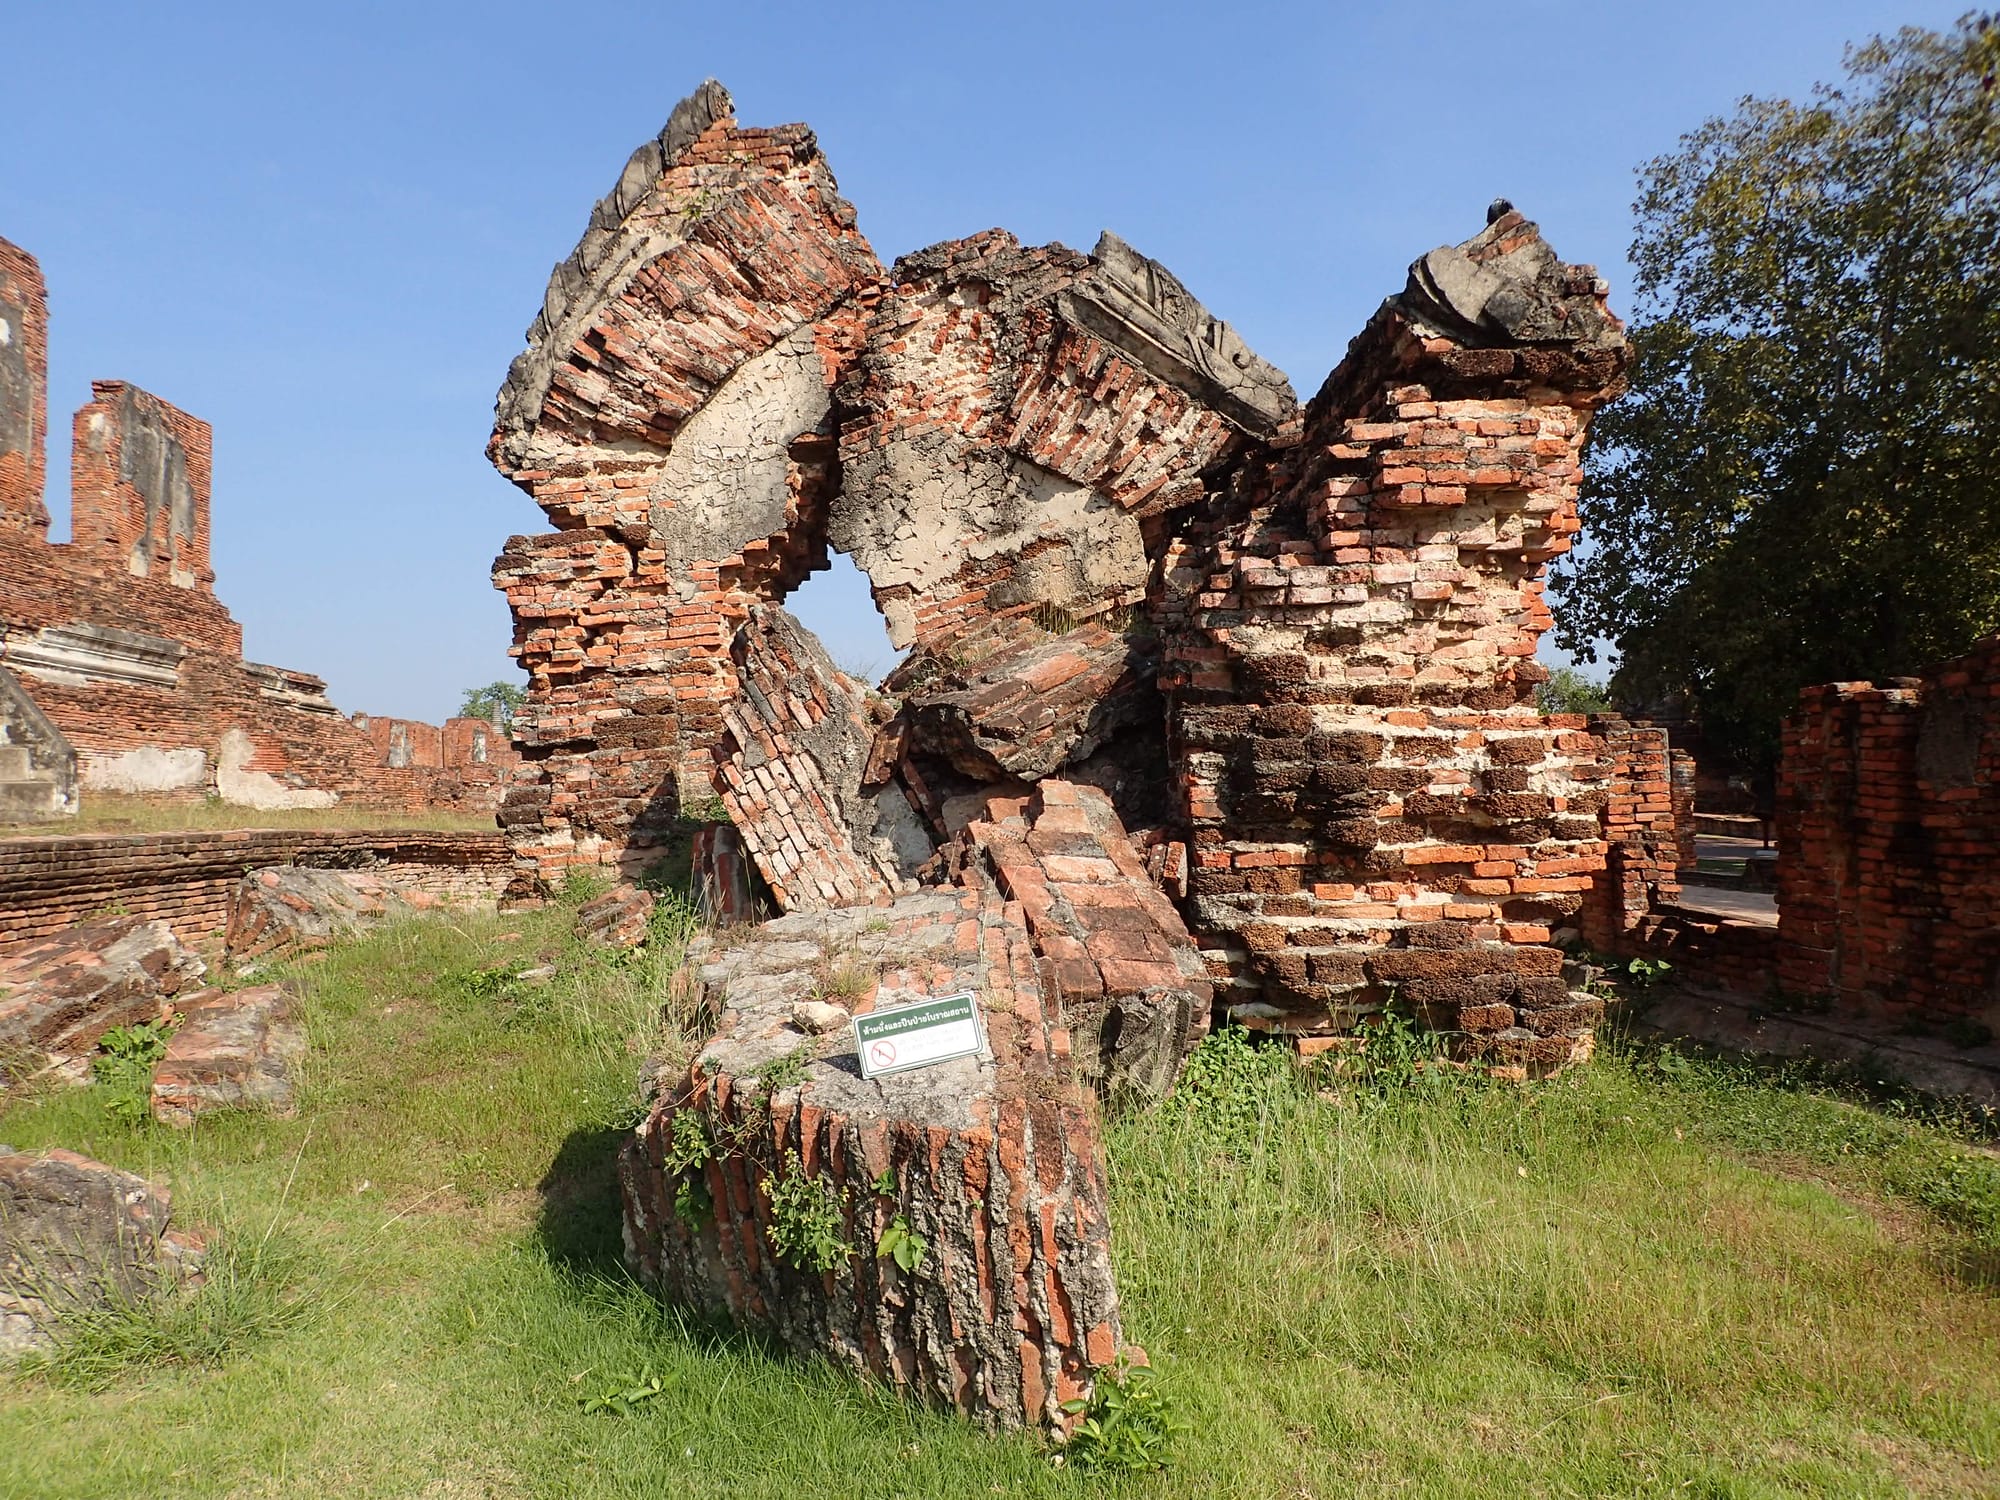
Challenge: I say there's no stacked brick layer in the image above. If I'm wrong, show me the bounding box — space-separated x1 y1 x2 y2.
0 829 509 951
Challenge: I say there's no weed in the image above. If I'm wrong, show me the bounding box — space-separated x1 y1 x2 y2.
90 1019 173 1125
673 1174 714 1232
757 1043 814 1097
678 793 730 825
453 963 517 1001
575 1366 669 1416
664 1110 713 1175
875 1215 928 1273
557 869 613 907
1624 956 1673 987
870 1167 898 1196
1058 1357 1181 1473
23 1231 314 1393
763 1151 852 1272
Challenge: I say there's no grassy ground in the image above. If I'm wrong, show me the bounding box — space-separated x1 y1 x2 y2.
1 899 1996 1498
0 793 497 838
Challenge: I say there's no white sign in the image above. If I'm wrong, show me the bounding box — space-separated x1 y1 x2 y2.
852 992 985 1079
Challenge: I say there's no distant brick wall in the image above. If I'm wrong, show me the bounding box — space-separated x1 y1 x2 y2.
0 231 517 817
1777 637 2000 1026
0 829 510 951
0 237 50 535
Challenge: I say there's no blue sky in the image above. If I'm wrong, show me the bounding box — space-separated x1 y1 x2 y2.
0 1 1968 717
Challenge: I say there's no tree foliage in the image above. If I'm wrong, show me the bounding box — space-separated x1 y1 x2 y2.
459 680 526 729
1535 667 1614 717
1555 14 2000 772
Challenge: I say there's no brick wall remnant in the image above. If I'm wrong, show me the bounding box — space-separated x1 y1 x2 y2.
0 664 78 822
0 232 515 817
0 828 510 952
1160 209 1628 1070
0 239 50 536
1777 638 2000 1032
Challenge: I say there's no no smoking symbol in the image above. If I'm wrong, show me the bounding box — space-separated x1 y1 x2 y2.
868 1040 898 1068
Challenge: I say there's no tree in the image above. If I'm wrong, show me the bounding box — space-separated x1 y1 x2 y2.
1554 14 2000 776
460 680 526 730
1535 666 1614 717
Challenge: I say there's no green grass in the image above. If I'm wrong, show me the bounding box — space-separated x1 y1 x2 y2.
0 792 498 838
2 904 1996 1498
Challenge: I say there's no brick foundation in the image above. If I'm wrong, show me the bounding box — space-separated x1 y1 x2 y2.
0 829 509 952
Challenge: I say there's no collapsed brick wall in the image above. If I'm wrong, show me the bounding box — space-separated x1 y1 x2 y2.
0 829 510 951
1776 638 2000 1029
488 86 1635 1070
0 233 515 816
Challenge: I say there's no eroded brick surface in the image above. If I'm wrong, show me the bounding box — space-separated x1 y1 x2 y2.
966 780 1209 1101
151 984 306 1127
0 916 204 1084
620 881 1125 1431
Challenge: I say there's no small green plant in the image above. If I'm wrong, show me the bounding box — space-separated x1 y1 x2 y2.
575 1366 669 1416
870 1167 898 1196
454 963 516 1000
557 868 613 907
1058 1357 1182 1473
763 1151 852 1272
664 1110 713 1175
678 792 730 824
1625 956 1673 987
875 1215 929 1273
673 1174 713 1232
757 1043 814 1097
92 1019 173 1125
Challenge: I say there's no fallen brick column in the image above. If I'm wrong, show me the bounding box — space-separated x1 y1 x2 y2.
712 606 924 911
150 984 306 1127
619 884 1128 1431
965 780 1210 1101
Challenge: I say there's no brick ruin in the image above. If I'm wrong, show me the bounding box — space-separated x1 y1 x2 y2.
1771 639 2000 1033
485 82 1645 1426
0 235 518 821
490 82 1632 1068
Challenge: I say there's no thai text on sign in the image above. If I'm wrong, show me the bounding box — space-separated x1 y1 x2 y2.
851 992 985 1079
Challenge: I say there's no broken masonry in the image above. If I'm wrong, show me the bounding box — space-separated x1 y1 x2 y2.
488 80 1631 1429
